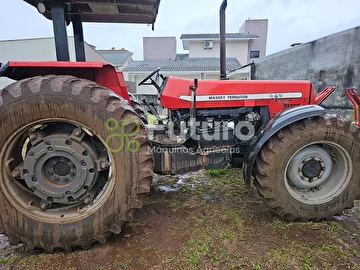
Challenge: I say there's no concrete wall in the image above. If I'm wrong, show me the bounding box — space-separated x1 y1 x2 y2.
189 40 249 65
240 19 268 62
143 37 176 60
252 26 360 108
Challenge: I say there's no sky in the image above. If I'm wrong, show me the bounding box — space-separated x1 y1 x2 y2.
0 0 359 60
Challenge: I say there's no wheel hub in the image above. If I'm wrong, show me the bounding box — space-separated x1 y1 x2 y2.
54 161 71 176
302 159 323 179
286 145 332 189
44 157 76 184
22 131 102 204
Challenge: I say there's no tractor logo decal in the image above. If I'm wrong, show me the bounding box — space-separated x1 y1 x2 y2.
105 117 141 153
179 92 303 101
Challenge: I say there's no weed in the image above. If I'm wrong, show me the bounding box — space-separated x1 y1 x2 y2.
0 254 19 265
115 258 133 268
327 222 343 232
205 168 228 177
188 250 200 266
141 247 151 252
252 261 263 270
168 225 180 232
138 257 147 264
302 254 314 270
318 244 343 254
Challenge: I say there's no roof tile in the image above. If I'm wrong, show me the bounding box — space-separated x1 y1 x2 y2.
123 57 241 72
97 50 133 66
180 33 258 39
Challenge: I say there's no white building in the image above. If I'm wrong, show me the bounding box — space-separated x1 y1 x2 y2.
181 33 257 66
0 37 106 89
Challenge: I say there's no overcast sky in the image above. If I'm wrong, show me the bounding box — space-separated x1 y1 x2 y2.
0 0 359 60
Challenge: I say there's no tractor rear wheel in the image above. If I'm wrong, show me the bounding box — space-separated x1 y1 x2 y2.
0 75 153 251
254 115 360 221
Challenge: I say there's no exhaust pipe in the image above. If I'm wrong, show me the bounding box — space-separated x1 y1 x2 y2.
220 0 227 80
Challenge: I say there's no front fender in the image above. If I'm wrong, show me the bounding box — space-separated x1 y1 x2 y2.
243 105 326 187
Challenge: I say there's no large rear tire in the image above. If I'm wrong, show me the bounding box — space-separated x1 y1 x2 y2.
0 75 153 251
254 115 360 221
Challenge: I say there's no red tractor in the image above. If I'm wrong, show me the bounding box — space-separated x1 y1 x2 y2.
0 0 359 252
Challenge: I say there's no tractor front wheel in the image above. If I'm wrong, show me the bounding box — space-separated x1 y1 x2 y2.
254 115 360 221
0 75 153 251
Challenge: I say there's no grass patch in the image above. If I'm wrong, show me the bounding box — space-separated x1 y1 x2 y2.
327 222 343 232
205 168 229 177
163 201 246 269
0 254 20 265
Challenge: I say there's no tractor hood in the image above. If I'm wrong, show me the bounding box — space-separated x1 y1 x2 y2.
159 76 315 114
24 0 161 24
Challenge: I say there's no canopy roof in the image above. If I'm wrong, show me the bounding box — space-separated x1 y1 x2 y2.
24 0 161 24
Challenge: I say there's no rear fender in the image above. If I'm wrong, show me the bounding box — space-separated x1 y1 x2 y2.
0 61 130 102
243 105 326 187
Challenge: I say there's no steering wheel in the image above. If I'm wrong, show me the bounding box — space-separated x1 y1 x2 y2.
138 67 161 86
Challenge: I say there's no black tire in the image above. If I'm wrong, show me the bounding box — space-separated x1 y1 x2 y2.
254 115 360 221
129 93 147 124
0 75 153 252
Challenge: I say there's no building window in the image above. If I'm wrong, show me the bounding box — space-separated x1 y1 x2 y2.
250 50 260 58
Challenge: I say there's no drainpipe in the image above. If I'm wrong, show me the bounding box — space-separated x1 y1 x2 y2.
220 0 227 80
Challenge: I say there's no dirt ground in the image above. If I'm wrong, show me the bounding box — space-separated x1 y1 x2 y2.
1 168 360 270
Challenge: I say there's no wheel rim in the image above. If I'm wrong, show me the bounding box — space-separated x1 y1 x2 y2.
1 119 115 222
284 142 352 205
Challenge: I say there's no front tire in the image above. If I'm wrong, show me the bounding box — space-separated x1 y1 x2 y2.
254 115 360 221
0 75 153 251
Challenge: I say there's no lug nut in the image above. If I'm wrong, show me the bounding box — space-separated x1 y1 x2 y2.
47 147 53 151
84 197 92 205
74 129 82 136
11 170 20 178
40 200 51 211
81 162 87 166
70 172 76 177
48 170 54 175
55 176 60 182
64 177 69 182
40 202 47 211
29 133 37 141
100 161 110 169
31 176 37 182
65 191 71 195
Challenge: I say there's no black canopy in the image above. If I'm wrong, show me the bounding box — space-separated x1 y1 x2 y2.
24 0 161 24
